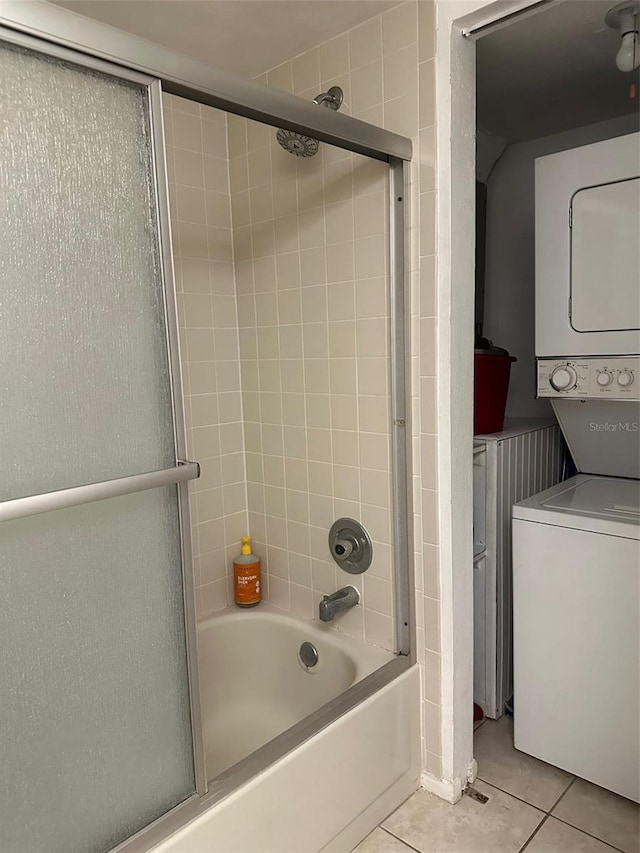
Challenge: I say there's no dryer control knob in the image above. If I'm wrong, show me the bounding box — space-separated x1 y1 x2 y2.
549 365 577 391
597 370 613 387
617 370 634 388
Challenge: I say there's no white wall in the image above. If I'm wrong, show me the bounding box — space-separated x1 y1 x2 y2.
476 128 506 183
483 114 639 419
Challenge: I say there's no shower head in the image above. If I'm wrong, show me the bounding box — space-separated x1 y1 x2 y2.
275 129 320 157
275 86 343 157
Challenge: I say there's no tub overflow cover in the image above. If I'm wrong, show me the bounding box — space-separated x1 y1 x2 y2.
299 641 319 669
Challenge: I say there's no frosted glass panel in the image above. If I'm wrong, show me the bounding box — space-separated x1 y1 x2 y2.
0 42 175 500
0 487 195 853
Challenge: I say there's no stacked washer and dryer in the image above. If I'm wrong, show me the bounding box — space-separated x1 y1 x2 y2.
512 133 640 803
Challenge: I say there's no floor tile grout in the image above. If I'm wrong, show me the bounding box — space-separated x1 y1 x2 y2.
366 717 638 853
517 813 551 853
478 776 629 853
377 792 630 853
546 775 576 814
546 813 629 853
467 779 548 853
476 777 548 814
380 825 424 853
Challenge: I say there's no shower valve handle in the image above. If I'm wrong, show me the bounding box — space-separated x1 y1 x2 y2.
328 518 373 574
333 538 355 560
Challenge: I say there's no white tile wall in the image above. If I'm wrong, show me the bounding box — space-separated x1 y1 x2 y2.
228 109 395 649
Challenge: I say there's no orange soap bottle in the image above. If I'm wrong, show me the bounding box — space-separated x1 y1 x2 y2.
233 536 261 608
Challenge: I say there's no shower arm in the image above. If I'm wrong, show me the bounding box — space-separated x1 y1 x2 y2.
313 86 343 111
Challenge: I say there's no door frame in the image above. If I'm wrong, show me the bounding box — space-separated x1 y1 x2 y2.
434 0 553 802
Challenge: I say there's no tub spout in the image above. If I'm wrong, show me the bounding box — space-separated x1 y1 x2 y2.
318 585 360 622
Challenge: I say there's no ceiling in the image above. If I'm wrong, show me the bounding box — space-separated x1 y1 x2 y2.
52 0 399 78
477 0 640 143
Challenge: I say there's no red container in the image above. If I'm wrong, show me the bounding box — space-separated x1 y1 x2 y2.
474 353 517 435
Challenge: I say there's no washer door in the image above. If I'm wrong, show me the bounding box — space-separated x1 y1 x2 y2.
571 177 640 333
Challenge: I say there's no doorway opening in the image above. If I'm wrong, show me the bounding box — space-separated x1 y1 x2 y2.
437 0 639 802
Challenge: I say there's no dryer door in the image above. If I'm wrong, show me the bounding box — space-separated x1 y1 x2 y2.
571 177 640 333
535 133 640 357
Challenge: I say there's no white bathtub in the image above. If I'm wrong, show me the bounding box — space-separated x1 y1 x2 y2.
151 606 420 853
198 606 392 777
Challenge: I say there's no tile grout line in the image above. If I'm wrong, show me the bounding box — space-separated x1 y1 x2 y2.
494 774 578 853
517 810 628 853
474 723 636 853
479 776 628 853
380 825 425 853
546 814 629 853
517 813 551 853
475 777 553 814
546 776 576 814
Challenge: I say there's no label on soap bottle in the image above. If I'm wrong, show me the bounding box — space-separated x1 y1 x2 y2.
234 560 261 607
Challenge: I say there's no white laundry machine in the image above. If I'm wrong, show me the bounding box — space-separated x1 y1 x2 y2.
535 131 640 479
535 132 640 359
513 132 640 802
513 475 639 802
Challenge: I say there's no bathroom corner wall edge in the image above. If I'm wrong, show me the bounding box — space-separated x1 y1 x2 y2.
419 770 464 805
0 1 412 162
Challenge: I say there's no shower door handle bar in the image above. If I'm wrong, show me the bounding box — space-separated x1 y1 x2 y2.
0 461 200 522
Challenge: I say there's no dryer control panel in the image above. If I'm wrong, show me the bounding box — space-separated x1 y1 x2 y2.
538 357 640 400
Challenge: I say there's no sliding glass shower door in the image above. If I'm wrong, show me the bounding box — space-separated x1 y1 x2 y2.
0 34 202 853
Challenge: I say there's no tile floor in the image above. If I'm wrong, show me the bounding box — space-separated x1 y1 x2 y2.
354 716 640 853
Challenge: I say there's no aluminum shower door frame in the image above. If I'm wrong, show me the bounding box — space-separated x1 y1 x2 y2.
0 0 411 162
0 4 415 852
0 21 207 841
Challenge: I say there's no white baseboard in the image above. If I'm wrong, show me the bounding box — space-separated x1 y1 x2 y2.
419 772 464 804
419 755 478 805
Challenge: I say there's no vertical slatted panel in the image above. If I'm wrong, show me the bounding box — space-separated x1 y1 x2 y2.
496 425 565 712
